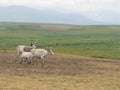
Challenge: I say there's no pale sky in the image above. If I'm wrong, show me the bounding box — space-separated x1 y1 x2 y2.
0 0 120 23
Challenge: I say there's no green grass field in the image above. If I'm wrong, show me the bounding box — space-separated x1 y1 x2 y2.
0 22 120 60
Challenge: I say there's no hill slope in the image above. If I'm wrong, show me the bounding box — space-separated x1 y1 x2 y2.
0 6 100 25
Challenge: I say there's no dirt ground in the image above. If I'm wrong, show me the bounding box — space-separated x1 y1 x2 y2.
0 52 120 90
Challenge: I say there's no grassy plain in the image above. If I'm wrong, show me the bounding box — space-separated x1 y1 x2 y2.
0 23 120 60
0 23 120 90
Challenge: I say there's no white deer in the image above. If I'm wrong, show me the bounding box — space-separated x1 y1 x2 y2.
19 47 54 68
15 43 37 62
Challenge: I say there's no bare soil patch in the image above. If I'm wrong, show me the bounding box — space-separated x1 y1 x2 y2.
0 52 120 76
0 52 120 90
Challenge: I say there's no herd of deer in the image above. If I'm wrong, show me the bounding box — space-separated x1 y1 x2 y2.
15 42 54 68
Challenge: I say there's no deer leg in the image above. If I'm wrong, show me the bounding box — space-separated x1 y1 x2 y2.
14 53 20 62
40 57 45 68
19 57 24 64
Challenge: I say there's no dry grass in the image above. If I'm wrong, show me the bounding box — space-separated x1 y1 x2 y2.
0 52 120 90
0 74 120 90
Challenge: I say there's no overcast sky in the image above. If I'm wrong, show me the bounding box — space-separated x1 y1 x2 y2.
0 0 120 23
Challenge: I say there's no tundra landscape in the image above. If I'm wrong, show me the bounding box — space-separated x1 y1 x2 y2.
0 23 120 90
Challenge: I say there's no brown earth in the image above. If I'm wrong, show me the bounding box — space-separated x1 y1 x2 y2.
0 52 120 90
0 52 119 76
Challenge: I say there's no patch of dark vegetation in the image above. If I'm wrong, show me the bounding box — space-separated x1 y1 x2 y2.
92 55 106 58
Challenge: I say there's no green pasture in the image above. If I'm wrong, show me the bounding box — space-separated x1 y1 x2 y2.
0 23 120 60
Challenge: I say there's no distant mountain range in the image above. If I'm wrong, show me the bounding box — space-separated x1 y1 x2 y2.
0 6 102 25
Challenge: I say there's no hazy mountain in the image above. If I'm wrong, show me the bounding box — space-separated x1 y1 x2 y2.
0 6 101 25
